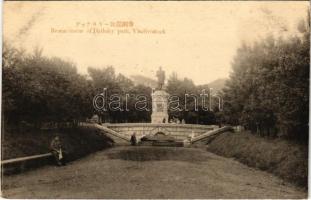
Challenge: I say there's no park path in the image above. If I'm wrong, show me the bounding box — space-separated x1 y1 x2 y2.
1 146 307 199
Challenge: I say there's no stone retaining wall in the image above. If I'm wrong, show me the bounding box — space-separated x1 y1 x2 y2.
104 123 218 140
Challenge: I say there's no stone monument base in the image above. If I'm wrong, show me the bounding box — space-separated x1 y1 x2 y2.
151 90 169 123
151 113 169 123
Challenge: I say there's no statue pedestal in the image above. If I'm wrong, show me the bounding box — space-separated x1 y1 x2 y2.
151 90 169 123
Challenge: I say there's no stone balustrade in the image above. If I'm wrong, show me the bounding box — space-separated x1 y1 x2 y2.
102 123 219 141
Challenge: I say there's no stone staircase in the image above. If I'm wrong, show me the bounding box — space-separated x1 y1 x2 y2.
81 123 233 146
81 123 130 145
191 126 234 145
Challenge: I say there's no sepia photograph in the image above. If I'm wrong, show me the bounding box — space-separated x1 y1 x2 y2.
1 1 310 198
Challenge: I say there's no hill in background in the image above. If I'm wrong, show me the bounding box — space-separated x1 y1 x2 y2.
196 78 227 94
130 75 157 89
205 78 227 94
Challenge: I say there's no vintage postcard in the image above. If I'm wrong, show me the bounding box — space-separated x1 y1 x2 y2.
2 1 309 199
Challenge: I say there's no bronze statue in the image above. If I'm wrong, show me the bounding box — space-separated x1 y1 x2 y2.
156 67 165 90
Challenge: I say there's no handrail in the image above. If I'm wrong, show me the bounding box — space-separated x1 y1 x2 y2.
95 124 130 141
81 122 130 142
191 126 233 143
1 153 53 165
104 123 218 129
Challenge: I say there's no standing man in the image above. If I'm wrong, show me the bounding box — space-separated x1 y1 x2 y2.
50 136 66 166
130 133 137 146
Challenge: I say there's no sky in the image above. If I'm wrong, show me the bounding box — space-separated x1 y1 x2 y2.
3 1 309 85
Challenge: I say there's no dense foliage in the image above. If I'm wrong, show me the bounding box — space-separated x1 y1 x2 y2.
88 67 152 123
2 45 154 128
222 17 309 141
3 46 93 128
166 72 217 124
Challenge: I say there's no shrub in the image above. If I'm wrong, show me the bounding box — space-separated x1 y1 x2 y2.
208 131 308 187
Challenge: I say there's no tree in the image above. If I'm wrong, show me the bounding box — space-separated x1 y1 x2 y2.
222 15 309 141
2 45 94 129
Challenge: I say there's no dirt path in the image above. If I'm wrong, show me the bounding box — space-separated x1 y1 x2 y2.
1 146 306 199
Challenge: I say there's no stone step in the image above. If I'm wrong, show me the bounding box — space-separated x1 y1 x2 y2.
191 126 234 144
81 123 130 144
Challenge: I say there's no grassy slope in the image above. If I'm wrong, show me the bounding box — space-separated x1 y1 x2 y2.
2 126 113 161
207 131 308 187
